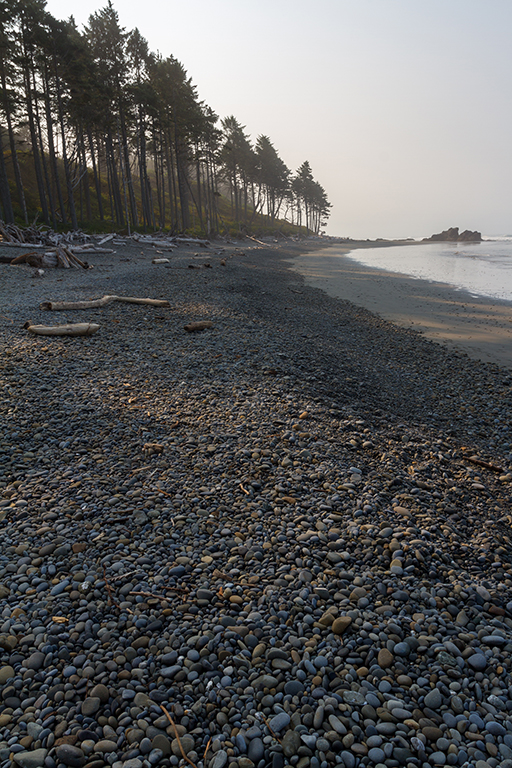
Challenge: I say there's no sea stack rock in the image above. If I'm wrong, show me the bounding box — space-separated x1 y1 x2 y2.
424 227 459 242
458 229 482 241
423 227 482 242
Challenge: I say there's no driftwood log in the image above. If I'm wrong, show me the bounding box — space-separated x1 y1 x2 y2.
184 321 213 332
40 295 170 311
70 247 114 254
10 251 40 265
0 241 45 249
24 322 100 337
9 246 90 269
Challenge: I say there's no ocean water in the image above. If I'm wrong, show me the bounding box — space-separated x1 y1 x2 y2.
343 236 512 303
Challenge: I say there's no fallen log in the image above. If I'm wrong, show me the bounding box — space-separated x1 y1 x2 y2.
40 295 170 311
55 248 71 268
70 246 115 254
24 321 100 337
0 241 45 249
184 321 213 332
10 251 39 265
62 247 90 269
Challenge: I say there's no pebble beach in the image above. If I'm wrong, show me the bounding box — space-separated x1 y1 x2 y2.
0 238 512 768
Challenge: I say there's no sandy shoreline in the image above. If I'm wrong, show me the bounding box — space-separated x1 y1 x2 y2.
290 242 512 371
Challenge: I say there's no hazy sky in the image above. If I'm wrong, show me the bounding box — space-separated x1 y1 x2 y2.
44 0 512 239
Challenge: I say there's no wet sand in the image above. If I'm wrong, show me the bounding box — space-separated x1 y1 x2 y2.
291 244 512 371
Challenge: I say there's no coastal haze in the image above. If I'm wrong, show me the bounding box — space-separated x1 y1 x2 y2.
3 1 512 761
44 0 512 239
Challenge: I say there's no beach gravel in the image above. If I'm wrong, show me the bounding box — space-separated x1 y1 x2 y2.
0 238 511 768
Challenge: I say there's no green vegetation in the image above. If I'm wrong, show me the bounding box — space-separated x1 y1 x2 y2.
0 0 331 236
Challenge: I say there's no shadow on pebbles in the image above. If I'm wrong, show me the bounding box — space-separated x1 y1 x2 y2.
0 241 512 768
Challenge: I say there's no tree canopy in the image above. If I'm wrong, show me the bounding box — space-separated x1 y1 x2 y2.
0 0 331 235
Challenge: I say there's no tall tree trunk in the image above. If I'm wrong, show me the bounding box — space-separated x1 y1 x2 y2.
43 61 67 225
105 130 124 226
87 128 104 220
175 136 190 231
105 138 114 223
22 54 49 224
195 153 203 232
152 119 162 228
0 60 28 223
78 130 92 221
164 139 174 231
165 126 178 232
32 65 56 228
159 123 165 227
117 124 130 233
137 106 149 229
119 103 138 228
54 59 78 229
0 129 14 222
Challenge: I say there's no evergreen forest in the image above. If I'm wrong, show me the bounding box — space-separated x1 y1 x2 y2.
0 0 332 236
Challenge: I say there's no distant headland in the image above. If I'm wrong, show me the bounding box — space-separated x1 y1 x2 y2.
423 227 482 242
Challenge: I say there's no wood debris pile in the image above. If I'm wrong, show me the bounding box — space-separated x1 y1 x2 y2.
0 223 217 270
0 221 92 248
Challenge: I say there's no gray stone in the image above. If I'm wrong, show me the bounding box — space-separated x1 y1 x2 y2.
81 697 101 716
171 736 194 757
340 751 356 768
23 652 45 671
268 712 290 733
90 684 109 703
0 665 14 684
93 740 118 753
134 692 152 708
328 714 347 735
26 724 43 741
247 738 264 763
13 750 48 768
467 653 488 671
284 680 304 696
55 745 85 767
424 688 443 710
210 750 228 768
282 730 301 757
342 690 365 705
151 735 171 756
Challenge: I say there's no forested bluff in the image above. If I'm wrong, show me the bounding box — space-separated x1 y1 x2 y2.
0 1 331 237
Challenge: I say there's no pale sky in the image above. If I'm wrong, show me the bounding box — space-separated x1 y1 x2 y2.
44 0 512 239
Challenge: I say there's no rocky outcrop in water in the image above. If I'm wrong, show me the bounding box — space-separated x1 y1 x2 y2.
458 229 482 242
424 227 482 242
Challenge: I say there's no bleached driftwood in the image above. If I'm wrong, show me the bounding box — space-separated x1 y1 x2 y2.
10 246 90 269
152 258 170 264
0 241 45 249
25 322 100 337
184 321 213 332
10 251 40 265
40 295 170 311
174 237 210 246
70 246 114 254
